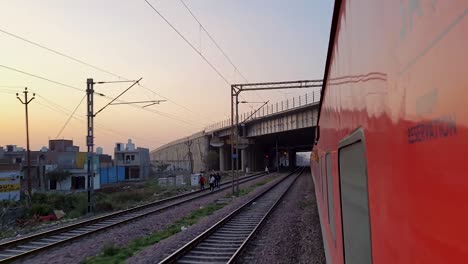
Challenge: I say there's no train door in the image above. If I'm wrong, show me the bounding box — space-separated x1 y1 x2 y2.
338 129 372 264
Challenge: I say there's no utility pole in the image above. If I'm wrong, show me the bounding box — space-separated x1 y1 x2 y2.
235 95 240 195
185 139 193 174
16 87 35 205
86 79 94 214
230 89 235 194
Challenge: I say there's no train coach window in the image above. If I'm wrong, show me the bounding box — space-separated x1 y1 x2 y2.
326 153 336 243
338 129 372 264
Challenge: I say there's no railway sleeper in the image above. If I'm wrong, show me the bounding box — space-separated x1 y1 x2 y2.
188 250 235 257
197 242 241 249
180 254 230 262
215 230 252 235
16 245 40 250
203 238 245 244
177 259 227 264
209 234 248 240
195 246 238 252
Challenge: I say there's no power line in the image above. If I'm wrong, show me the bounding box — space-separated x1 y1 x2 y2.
178 0 269 104
0 28 214 123
0 28 125 80
55 94 86 139
143 0 231 85
0 64 84 92
143 0 257 112
0 90 16 94
179 0 247 82
94 78 142 116
0 85 25 89
35 97 165 145
137 84 216 123
0 64 206 126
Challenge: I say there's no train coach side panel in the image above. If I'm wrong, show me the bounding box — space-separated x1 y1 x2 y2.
314 1 468 263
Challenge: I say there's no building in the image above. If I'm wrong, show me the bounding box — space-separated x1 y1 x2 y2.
1 145 25 165
44 139 100 191
48 139 79 152
0 146 48 193
0 163 21 201
114 139 150 180
0 140 106 193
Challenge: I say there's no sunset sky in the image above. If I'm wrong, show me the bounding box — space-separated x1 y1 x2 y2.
0 0 333 155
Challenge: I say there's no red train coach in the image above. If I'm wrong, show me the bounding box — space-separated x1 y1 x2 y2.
311 0 467 263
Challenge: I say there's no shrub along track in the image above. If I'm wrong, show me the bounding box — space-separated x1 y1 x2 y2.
0 172 270 263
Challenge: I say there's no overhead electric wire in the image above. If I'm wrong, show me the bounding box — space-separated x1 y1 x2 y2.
0 85 25 89
0 28 125 80
35 97 166 145
179 0 278 103
179 0 247 82
94 78 142 116
0 64 206 126
0 90 16 94
0 27 214 123
144 0 231 85
55 94 86 139
0 64 84 92
143 0 259 114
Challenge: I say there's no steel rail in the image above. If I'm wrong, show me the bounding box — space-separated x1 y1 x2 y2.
158 167 304 264
227 169 305 263
0 171 270 263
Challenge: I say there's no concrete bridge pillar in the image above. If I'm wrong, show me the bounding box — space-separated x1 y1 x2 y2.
241 148 248 172
219 146 225 171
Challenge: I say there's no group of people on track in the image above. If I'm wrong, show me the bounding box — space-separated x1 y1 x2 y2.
198 171 221 191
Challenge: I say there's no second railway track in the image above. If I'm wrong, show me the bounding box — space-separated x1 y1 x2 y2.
159 167 305 264
0 171 272 263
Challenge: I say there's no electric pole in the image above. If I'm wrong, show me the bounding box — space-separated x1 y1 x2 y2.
86 79 94 214
85 77 145 214
16 87 35 205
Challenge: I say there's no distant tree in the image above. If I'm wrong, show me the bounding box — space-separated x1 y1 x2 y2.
206 150 219 171
46 170 71 190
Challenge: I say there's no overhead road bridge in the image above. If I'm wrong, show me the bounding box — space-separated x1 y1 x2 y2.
151 80 322 173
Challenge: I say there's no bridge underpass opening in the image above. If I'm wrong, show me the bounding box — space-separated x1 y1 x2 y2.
296 151 312 167
241 126 315 172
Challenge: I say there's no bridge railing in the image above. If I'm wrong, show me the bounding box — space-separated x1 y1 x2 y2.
205 89 321 133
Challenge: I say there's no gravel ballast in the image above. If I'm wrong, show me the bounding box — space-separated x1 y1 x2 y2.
241 171 325 264
14 173 281 264
127 172 286 264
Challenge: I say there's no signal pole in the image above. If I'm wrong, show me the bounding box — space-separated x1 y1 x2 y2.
16 87 35 205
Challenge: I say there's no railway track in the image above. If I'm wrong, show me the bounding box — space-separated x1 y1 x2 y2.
159 167 304 264
0 171 272 263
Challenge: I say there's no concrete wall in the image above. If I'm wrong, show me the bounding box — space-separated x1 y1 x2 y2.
151 131 210 173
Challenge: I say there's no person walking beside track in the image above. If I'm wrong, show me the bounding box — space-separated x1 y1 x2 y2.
199 174 206 190
210 174 216 191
